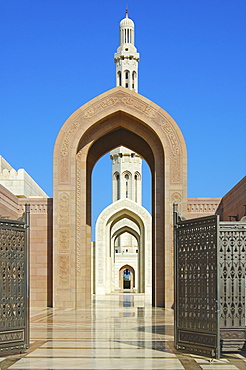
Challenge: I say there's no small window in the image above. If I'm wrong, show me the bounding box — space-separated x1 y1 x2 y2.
136 249 138 253
125 83 128 88
115 250 118 253
126 249 128 252
125 48 128 51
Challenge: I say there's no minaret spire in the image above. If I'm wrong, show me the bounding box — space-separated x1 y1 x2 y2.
114 10 140 92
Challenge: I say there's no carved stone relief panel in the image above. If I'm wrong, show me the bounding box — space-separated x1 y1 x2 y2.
171 192 182 204
58 230 70 253
58 193 69 227
58 255 70 287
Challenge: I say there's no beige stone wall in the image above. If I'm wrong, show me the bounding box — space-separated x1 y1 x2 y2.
18 199 53 307
0 187 53 308
186 197 221 219
216 176 246 221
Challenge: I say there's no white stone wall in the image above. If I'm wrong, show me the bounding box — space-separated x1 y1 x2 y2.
0 156 48 198
114 253 138 291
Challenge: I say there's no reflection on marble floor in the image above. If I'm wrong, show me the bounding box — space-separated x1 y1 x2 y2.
1 294 246 369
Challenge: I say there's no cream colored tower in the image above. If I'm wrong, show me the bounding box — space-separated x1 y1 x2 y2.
114 9 140 92
110 147 142 204
112 10 142 251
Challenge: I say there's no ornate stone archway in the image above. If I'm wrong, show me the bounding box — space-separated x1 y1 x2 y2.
95 198 151 295
53 86 187 308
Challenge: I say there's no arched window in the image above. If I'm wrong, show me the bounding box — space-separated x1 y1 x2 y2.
116 174 120 200
125 70 129 88
132 71 137 91
113 172 120 201
117 71 122 86
135 174 138 202
125 174 129 198
134 172 141 202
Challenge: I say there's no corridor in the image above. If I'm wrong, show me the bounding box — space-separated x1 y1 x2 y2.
1 294 246 370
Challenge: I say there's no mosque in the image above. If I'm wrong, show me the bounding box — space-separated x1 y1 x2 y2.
0 10 245 309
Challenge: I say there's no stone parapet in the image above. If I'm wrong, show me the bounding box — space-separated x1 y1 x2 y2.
187 197 221 219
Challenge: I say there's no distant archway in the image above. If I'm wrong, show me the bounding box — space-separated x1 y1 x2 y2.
53 86 187 308
119 265 135 291
95 199 151 295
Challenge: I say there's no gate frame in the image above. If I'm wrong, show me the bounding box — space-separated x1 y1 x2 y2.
174 203 221 359
174 204 246 357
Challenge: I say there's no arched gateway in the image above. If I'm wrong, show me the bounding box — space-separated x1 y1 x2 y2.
53 86 187 308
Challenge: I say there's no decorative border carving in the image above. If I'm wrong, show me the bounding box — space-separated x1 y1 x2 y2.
58 90 185 187
0 329 24 344
187 202 220 213
76 151 82 276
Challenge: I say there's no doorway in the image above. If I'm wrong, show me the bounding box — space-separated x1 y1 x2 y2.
119 265 135 291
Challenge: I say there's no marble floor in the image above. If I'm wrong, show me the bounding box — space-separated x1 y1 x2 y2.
1 294 246 370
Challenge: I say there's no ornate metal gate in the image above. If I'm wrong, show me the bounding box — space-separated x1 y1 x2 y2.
219 222 246 350
0 204 30 356
174 205 220 358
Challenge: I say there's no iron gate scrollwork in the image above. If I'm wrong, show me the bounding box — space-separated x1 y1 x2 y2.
0 204 30 356
174 205 220 358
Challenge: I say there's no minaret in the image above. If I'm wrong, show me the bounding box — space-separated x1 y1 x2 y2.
114 9 140 92
111 10 142 206
110 147 142 205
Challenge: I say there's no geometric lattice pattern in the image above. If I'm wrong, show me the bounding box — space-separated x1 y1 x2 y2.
175 215 220 358
219 222 246 349
0 215 29 355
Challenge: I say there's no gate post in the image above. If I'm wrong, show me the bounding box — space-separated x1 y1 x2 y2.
173 202 178 350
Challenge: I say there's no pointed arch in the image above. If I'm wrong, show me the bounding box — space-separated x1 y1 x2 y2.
53 86 187 308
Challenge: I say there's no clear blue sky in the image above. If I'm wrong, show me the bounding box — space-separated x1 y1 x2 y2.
1 0 246 226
